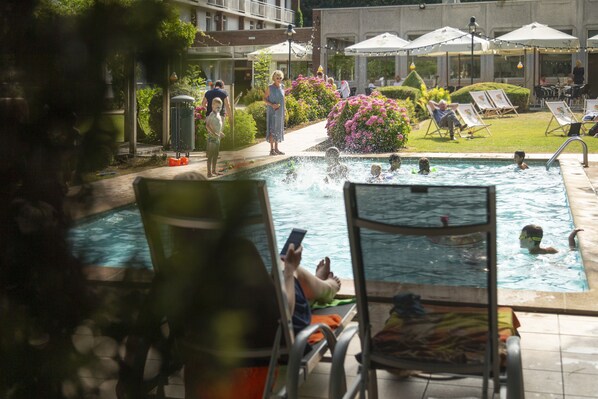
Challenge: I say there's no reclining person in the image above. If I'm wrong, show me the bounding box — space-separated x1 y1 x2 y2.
429 99 467 141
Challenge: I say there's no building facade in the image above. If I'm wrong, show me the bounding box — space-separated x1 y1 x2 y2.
312 0 598 95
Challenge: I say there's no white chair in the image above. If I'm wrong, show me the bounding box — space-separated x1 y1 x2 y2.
456 103 492 138
487 89 519 117
424 103 450 138
469 91 501 117
545 101 586 136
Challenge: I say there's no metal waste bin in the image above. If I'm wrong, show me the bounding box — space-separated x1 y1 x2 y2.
170 95 195 157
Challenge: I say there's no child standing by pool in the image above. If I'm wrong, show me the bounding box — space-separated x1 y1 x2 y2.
206 97 225 178
519 224 583 254
514 150 529 170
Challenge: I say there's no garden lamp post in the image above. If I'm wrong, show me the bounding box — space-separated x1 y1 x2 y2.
286 24 296 80
468 16 478 86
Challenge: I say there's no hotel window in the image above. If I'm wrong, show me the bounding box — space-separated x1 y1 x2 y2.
222 15 228 30
206 12 212 32
249 20 255 30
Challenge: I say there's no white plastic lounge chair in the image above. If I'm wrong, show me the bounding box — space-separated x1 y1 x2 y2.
456 103 492 138
545 101 586 136
469 91 501 117
583 98 598 115
487 89 519 116
119 177 356 398
331 183 524 399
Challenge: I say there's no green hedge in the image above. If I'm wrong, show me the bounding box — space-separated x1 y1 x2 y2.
377 86 421 104
246 101 266 137
450 82 530 112
220 109 257 150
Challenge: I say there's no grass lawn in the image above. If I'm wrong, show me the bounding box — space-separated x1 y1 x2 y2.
405 111 597 154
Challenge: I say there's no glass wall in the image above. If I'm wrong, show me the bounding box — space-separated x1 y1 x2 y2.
449 55 480 81
493 55 522 79
366 57 395 85
407 34 437 82
326 37 355 81
540 54 571 81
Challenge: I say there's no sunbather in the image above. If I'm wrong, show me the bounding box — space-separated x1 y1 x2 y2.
519 224 583 254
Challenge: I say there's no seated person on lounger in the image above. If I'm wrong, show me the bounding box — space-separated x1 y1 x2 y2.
519 224 583 254
429 99 467 141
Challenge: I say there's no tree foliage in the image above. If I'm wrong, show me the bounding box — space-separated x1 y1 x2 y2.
254 50 273 90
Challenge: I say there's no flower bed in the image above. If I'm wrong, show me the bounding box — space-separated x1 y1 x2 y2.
286 75 339 121
326 92 410 153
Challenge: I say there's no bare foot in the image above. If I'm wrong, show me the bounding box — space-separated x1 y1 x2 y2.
328 272 341 291
315 257 331 280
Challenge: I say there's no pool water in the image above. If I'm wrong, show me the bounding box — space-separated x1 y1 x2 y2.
68 158 587 293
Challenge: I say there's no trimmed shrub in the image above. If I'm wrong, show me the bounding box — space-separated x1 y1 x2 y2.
221 109 257 150
246 101 267 137
401 70 427 92
326 93 410 153
450 82 530 112
242 87 265 105
286 75 340 121
377 86 421 103
137 85 162 142
285 95 309 127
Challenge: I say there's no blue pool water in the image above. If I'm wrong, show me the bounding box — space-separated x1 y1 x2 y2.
68 158 587 293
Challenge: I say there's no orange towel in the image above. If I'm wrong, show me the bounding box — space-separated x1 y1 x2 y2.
308 314 342 344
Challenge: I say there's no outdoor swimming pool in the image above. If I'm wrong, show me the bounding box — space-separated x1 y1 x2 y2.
68 157 587 293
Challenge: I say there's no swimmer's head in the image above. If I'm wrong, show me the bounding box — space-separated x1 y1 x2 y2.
370 163 382 177
389 153 402 171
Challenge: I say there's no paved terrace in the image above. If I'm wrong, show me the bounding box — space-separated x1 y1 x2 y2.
71 121 598 398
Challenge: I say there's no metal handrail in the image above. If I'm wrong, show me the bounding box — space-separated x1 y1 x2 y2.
546 136 589 170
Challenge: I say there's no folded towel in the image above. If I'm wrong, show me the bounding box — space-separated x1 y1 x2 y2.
308 314 342 344
311 297 356 310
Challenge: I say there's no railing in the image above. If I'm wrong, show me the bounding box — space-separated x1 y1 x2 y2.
546 136 589 170
206 0 294 24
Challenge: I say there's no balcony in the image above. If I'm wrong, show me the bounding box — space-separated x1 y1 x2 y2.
205 0 294 25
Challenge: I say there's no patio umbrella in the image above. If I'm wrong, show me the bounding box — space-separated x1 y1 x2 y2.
344 32 410 55
587 33 598 52
493 22 580 86
399 26 493 86
247 41 311 62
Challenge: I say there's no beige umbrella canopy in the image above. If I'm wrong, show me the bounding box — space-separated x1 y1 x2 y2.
247 42 311 62
587 34 598 52
344 32 410 55
492 22 580 54
400 26 492 56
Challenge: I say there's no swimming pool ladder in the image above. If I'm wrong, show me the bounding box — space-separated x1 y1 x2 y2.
546 136 589 170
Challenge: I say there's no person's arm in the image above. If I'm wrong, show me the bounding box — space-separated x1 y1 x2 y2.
201 96 207 109
449 103 459 110
568 228 583 249
263 87 281 111
283 243 302 314
428 100 438 109
224 97 233 122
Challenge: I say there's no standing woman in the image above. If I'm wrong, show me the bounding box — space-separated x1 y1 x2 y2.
572 59 584 85
264 70 286 155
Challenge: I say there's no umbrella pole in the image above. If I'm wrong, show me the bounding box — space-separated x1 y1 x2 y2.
458 55 461 87
533 47 537 89
446 52 449 88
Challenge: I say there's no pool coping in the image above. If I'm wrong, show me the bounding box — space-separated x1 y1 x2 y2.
76 152 598 316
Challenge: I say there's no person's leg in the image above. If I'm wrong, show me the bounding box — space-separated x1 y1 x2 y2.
440 114 455 138
295 257 340 305
206 142 214 177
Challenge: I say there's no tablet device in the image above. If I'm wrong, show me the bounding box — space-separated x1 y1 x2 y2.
280 228 307 258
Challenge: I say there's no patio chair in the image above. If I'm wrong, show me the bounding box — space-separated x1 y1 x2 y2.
469 90 501 117
424 103 451 138
456 103 492 138
119 177 356 398
545 101 587 136
487 89 519 116
330 183 524 399
583 98 598 115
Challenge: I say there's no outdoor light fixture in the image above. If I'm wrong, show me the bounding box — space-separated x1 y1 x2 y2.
286 24 296 80
169 72 178 83
517 61 524 69
419 2 426 9
409 61 416 71
468 16 478 86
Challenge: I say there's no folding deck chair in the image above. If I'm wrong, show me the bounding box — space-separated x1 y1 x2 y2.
330 183 524 399
487 89 519 116
456 103 492 138
583 99 598 132
469 90 501 117
545 101 587 136
424 103 450 138
119 177 356 398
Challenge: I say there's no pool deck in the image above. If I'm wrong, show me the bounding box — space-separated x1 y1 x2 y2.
72 120 598 398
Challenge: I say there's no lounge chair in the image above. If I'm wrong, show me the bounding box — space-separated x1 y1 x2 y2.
119 177 356 398
469 90 501 117
487 89 519 116
330 183 524 399
545 101 587 136
456 103 492 138
424 103 450 138
584 98 598 115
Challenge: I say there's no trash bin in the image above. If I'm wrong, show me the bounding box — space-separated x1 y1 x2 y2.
170 95 195 158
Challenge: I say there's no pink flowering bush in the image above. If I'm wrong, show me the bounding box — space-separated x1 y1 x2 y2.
286 75 340 121
326 92 410 153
